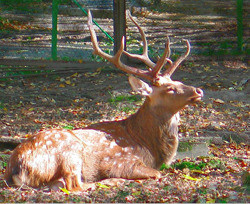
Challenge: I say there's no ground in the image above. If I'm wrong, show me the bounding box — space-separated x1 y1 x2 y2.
0 0 249 203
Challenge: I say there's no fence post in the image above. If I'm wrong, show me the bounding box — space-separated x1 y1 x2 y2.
52 0 58 60
237 0 243 53
113 0 126 57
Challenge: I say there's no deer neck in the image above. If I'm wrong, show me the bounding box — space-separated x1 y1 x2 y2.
123 97 180 168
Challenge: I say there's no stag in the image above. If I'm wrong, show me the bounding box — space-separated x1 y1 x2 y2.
4 11 203 191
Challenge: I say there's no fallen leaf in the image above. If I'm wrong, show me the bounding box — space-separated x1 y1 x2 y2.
65 80 71 85
183 174 201 181
97 183 110 189
132 190 141 196
59 187 70 195
213 99 225 104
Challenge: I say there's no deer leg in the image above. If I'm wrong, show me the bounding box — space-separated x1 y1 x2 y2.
99 178 127 187
128 164 161 180
49 178 65 191
64 173 83 192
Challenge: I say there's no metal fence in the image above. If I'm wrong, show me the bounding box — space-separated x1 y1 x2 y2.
0 0 137 62
0 0 247 63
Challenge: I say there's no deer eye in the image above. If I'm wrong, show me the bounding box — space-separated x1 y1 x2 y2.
166 87 176 94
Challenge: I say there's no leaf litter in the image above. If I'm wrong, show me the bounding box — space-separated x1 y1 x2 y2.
0 58 249 202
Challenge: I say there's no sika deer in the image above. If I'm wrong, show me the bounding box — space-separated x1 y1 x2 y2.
4 11 203 191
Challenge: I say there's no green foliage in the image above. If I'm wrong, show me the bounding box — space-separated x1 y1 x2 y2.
171 159 224 171
91 49 112 62
0 0 42 6
160 163 170 171
207 159 222 169
197 40 248 56
241 171 250 186
108 93 142 114
59 56 79 62
1 67 51 79
0 154 9 172
114 190 130 201
0 16 7 29
63 125 74 130
173 161 206 170
0 0 47 12
109 94 141 103
178 142 193 152
0 101 4 109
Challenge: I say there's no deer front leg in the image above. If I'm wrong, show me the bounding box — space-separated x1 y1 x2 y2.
64 173 83 192
110 161 161 180
128 163 161 180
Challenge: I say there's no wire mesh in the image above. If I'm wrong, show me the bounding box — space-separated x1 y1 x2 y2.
0 0 247 63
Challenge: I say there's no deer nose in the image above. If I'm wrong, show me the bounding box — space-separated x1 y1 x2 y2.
195 88 204 97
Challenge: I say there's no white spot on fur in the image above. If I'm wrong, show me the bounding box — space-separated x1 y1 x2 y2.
21 154 25 159
123 147 129 152
64 132 72 138
103 157 110 161
62 152 68 157
115 152 121 157
110 141 117 149
35 142 38 147
99 137 107 143
51 148 56 154
52 130 58 134
42 145 47 149
55 133 60 139
118 163 122 168
26 150 32 155
132 156 139 161
82 140 93 146
113 161 117 165
44 135 49 140
46 140 52 146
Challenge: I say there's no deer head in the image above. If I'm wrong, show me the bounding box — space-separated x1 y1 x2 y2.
87 10 203 114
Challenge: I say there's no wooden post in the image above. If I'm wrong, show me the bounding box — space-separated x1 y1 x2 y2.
113 0 126 57
52 0 58 61
237 0 243 53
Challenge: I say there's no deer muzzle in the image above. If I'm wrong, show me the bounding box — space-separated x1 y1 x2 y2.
189 88 203 103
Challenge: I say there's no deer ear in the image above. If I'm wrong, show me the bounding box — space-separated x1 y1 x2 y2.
128 75 152 96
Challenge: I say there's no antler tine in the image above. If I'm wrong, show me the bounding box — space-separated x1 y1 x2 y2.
151 37 172 78
163 39 190 77
123 10 155 69
87 10 114 61
87 10 153 81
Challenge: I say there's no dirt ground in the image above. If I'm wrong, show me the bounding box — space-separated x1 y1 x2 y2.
0 55 249 202
0 0 249 202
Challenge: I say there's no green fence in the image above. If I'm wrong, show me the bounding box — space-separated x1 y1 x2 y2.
0 0 247 62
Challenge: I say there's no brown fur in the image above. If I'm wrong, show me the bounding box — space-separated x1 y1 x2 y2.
4 77 203 191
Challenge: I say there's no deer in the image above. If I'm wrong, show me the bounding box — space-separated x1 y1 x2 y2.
4 10 203 192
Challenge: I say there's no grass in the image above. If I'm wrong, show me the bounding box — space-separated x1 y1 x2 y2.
0 66 52 80
178 141 193 152
0 0 43 12
109 94 141 103
108 93 143 114
196 39 249 56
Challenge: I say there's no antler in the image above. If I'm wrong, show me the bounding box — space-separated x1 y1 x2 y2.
87 10 153 81
162 39 190 77
123 10 156 69
87 10 190 85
